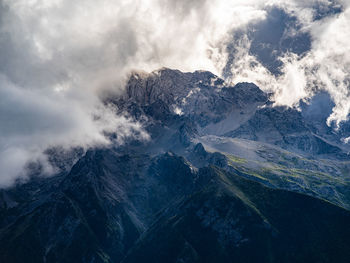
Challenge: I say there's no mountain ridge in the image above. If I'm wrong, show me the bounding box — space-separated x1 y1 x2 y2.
1 67 350 263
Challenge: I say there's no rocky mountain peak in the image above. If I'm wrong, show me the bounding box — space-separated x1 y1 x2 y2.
2 67 350 263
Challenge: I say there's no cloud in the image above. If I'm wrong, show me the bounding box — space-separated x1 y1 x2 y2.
0 0 349 186
0 72 149 186
225 1 350 127
0 0 269 186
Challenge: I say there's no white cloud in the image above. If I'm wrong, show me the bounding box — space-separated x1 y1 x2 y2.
0 0 271 186
0 0 349 186
0 73 149 187
227 0 350 127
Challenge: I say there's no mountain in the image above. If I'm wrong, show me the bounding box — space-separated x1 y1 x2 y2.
1 68 350 263
123 166 350 263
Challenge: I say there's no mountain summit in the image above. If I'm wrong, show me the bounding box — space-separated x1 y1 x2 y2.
1 68 350 263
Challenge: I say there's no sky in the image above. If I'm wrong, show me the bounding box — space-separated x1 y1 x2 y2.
0 0 349 186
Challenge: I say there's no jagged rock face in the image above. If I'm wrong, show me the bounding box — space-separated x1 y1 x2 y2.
118 68 349 157
0 150 199 263
122 167 350 263
121 68 268 127
105 68 350 213
224 106 308 142
224 106 347 157
1 68 350 263
2 150 350 263
126 69 199 105
0 150 146 263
